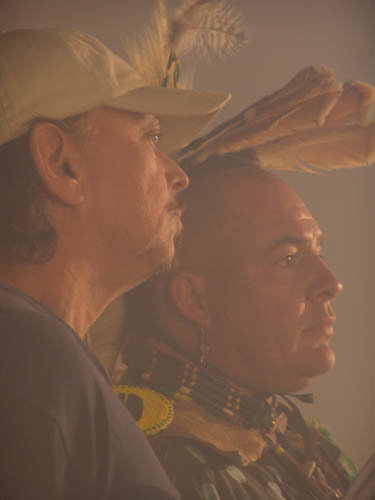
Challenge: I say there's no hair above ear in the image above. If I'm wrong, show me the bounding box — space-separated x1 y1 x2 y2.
29 121 85 205
169 271 211 328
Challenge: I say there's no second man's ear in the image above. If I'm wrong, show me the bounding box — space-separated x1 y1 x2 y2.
29 121 85 205
169 271 211 329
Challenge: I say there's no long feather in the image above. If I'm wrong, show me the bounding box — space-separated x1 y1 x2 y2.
168 0 248 61
123 0 248 88
177 66 375 172
123 0 170 87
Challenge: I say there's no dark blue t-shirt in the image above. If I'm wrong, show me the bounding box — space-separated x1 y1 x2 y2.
0 285 179 500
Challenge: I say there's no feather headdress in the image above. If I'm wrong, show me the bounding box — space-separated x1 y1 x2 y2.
124 0 248 89
177 65 375 172
90 4 374 376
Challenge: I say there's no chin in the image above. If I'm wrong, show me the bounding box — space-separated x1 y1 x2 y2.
297 348 336 388
146 240 176 277
314 344 336 374
272 350 336 394
147 218 181 260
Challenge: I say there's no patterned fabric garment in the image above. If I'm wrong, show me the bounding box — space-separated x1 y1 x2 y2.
150 400 352 500
121 342 353 500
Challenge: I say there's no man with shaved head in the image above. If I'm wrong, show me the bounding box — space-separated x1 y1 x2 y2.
122 151 352 499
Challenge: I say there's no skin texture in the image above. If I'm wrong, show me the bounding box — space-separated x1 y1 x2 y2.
0 107 189 337
75 108 189 282
153 169 343 394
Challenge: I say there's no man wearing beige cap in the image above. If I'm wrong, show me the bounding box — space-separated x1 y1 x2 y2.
0 29 229 499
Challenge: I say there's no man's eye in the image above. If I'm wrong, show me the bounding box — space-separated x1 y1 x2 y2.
282 253 297 266
149 133 161 145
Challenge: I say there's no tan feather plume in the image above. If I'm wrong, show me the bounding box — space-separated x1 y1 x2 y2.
123 0 169 87
177 66 375 172
168 0 248 61
124 0 248 88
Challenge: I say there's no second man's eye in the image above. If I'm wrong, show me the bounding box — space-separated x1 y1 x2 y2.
280 253 298 266
150 133 161 145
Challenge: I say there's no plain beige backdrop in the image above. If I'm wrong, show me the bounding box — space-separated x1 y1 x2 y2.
1 0 373 469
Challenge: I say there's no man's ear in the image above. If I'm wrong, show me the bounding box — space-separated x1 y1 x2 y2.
169 272 211 328
29 121 85 205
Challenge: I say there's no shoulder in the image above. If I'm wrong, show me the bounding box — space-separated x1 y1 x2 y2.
0 285 107 418
0 284 76 346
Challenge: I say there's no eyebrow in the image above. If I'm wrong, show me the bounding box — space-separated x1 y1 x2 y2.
268 234 324 253
138 114 161 129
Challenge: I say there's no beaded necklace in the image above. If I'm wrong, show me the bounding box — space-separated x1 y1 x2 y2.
124 341 279 439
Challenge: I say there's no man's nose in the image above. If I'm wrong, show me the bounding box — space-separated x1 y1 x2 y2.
161 151 189 193
308 256 343 302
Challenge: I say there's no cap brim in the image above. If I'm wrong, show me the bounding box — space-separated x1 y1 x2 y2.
106 86 231 154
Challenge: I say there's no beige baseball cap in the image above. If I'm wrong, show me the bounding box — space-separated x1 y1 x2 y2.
0 29 231 153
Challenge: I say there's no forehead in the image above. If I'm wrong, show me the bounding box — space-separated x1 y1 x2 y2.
91 107 160 130
221 175 321 253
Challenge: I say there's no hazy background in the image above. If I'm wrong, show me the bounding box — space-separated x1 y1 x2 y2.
1 0 373 469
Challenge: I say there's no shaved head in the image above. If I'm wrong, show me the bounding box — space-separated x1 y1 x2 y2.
176 157 278 277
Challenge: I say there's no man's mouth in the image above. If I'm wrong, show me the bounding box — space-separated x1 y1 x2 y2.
167 197 185 214
303 318 335 340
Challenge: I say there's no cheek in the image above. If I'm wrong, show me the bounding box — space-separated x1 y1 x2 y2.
129 152 168 212
208 265 307 342
260 284 306 345
236 279 305 352
120 154 166 218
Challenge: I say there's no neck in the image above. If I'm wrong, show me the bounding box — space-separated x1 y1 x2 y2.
0 255 115 338
147 338 261 397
